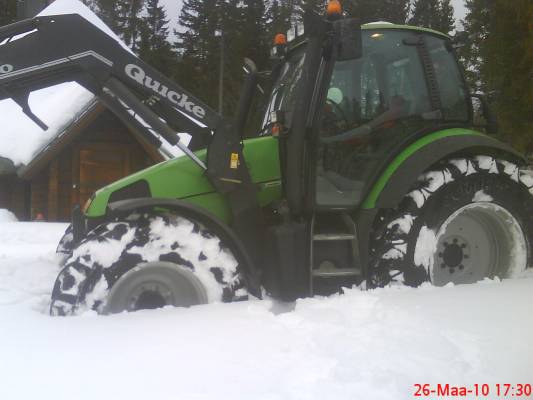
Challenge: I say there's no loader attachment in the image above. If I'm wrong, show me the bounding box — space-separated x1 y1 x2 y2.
0 13 263 269
0 14 218 144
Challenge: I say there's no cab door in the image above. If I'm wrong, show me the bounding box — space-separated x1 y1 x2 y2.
313 29 435 210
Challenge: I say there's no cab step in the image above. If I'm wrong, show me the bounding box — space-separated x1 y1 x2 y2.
313 233 355 241
309 212 362 296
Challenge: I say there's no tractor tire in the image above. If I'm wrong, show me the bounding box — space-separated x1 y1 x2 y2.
369 156 533 288
50 213 249 316
56 224 74 255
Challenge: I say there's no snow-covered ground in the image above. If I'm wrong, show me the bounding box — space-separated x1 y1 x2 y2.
0 221 532 400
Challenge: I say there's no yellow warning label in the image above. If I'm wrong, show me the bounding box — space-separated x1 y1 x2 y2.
230 153 239 169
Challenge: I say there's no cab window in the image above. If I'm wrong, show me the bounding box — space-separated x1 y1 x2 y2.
316 30 433 208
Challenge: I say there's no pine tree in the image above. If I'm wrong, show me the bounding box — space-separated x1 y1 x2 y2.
481 0 532 149
175 0 222 109
297 0 326 17
409 0 455 33
91 0 123 35
459 0 532 150
138 0 175 75
266 0 292 38
409 0 455 34
175 0 273 117
437 0 455 33
344 0 410 25
239 0 269 67
92 0 145 50
117 0 145 51
458 0 492 93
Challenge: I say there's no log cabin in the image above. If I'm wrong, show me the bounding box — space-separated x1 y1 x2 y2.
0 0 172 222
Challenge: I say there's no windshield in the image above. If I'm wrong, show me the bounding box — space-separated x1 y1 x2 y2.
261 48 306 134
322 30 469 141
324 31 432 139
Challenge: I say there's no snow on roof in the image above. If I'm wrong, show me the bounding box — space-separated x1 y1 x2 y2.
0 0 131 167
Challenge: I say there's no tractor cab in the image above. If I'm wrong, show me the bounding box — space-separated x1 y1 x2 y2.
259 4 487 299
264 17 471 213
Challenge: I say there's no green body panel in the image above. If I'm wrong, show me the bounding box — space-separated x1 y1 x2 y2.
361 128 485 209
86 136 281 222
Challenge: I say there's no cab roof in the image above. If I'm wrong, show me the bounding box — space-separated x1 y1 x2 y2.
362 22 450 40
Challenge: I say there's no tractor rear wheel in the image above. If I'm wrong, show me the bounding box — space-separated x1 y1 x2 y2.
50 213 249 316
369 156 533 288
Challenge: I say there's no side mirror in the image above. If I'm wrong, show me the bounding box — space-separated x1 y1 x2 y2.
333 18 363 61
470 93 498 135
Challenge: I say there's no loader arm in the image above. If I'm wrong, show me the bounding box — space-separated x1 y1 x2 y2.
0 14 263 266
0 15 220 136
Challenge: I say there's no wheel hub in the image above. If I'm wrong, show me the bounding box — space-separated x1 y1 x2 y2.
438 237 469 273
134 290 167 310
128 283 173 311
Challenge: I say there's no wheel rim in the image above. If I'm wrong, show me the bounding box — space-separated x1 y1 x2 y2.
127 281 175 311
103 262 208 314
431 202 527 286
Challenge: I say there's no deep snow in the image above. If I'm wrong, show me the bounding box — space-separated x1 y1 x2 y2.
0 208 17 222
0 222 532 400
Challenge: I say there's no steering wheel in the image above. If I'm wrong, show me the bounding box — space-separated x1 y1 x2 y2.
325 98 351 131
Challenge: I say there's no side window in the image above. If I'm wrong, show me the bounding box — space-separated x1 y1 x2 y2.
386 59 418 115
316 30 434 209
427 36 469 121
360 59 381 120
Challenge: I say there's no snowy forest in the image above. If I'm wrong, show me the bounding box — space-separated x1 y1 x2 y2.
0 0 531 150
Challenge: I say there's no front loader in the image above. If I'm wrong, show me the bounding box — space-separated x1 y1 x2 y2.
1 1 531 316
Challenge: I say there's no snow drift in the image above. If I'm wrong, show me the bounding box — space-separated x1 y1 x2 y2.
0 221 532 400
0 208 17 222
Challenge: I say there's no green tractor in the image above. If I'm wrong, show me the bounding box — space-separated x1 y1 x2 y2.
1 2 531 315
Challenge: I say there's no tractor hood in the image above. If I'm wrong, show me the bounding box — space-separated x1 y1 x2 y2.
85 136 281 222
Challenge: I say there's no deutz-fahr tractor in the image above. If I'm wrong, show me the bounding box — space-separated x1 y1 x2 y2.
1 1 531 316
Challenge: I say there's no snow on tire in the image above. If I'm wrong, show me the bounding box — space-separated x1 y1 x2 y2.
369 156 533 288
56 224 74 255
50 213 249 316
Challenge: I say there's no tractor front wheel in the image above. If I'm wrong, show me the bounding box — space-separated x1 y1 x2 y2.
50 213 249 316
369 156 533 288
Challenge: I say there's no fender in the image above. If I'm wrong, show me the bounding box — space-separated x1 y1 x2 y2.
104 198 262 298
362 128 525 209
